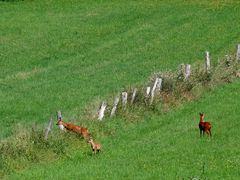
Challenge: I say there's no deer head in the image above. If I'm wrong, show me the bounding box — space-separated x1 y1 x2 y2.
199 112 205 122
56 111 65 131
199 112 204 118
56 119 65 131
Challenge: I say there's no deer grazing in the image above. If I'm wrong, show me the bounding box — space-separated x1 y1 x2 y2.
199 113 212 137
56 111 90 140
88 138 101 154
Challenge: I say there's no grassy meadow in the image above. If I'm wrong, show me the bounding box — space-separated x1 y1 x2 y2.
8 80 240 179
1 0 240 179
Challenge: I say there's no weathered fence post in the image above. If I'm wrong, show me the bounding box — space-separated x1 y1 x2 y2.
110 97 119 118
146 86 151 96
184 64 191 80
150 78 162 104
156 78 162 92
205 51 211 72
121 92 128 109
131 88 137 105
57 111 62 120
44 118 53 141
225 55 231 67
236 44 240 61
177 63 185 80
98 101 107 121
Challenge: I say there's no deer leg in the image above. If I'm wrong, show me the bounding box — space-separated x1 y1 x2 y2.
200 130 203 137
203 130 206 136
206 130 210 136
209 130 212 137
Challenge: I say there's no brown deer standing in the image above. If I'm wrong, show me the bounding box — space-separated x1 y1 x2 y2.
56 111 90 140
88 138 101 154
199 113 212 137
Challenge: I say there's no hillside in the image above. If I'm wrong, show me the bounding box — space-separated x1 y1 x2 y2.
1 0 240 137
1 0 240 179
8 80 240 179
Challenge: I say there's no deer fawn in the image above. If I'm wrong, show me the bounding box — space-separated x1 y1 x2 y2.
199 113 212 137
88 138 101 154
56 112 90 140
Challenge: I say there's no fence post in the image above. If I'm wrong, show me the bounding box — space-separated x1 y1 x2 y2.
98 101 107 121
131 88 137 105
44 118 53 141
110 97 119 118
156 78 162 92
225 55 231 67
146 86 151 96
150 78 162 104
184 64 191 80
177 63 185 80
205 51 211 72
121 92 128 109
57 111 62 120
236 44 240 61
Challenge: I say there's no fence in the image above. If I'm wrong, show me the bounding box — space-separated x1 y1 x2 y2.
97 45 240 121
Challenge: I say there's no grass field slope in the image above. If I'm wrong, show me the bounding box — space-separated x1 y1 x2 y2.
1 0 240 179
1 0 240 137
9 80 240 179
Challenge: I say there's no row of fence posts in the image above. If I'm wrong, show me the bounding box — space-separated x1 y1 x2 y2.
97 51 207 121
43 45 240 140
98 78 163 121
97 45 240 121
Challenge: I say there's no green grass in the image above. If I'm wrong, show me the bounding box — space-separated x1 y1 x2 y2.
1 0 240 137
7 80 240 179
1 0 240 179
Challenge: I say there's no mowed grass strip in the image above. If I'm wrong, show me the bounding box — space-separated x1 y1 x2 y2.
1 0 240 138
8 80 240 179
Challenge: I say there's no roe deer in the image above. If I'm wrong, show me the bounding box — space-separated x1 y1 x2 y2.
199 113 212 137
56 117 90 140
88 138 101 154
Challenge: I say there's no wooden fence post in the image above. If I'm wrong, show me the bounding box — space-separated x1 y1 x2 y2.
177 63 185 80
225 55 231 67
156 78 162 92
44 118 53 141
236 44 240 61
98 101 107 121
121 92 128 109
205 51 210 72
110 97 119 118
184 64 191 80
131 88 137 105
57 111 62 120
150 78 162 104
146 86 151 96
